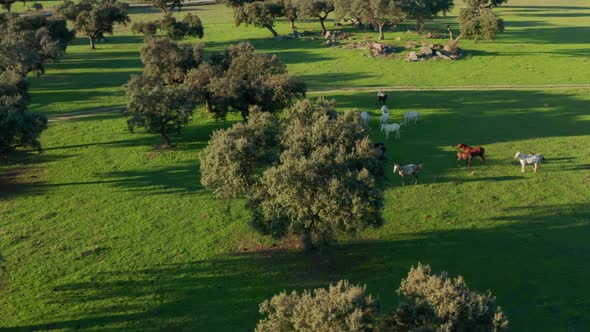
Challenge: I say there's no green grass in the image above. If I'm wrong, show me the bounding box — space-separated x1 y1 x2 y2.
2 0 590 331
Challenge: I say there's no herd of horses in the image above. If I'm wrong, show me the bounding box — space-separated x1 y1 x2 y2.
367 92 546 186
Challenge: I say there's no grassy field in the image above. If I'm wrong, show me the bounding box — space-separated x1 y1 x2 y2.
2 0 590 331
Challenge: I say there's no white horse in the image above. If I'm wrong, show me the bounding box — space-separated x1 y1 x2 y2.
381 105 389 114
403 111 419 126
380 112 390 124
514 151 545 173
381 122 400 139
393 163 423 185
360 111 370 127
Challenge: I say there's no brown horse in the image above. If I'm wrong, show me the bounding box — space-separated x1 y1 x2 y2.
456 143 486 166
456 151 473 167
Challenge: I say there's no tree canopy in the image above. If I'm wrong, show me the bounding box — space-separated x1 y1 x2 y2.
201 98 382 251
295 0 335 34
56 0 129 49
147 0 183 14
234 1 284 37
140 37 203 84
458 0 507 40
397 0 454 32
0 13 73 76
124 74 197 146
132 13 204 40
336 0 404 39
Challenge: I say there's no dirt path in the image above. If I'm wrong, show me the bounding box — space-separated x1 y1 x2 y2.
49 106 125 122
311 83 590 94
47 83 590 122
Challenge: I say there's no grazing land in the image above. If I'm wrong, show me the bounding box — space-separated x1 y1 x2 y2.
1 0 590 331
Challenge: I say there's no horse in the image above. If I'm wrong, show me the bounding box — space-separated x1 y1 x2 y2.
456 143 486 165
381 122 400 139
456 151 473 167
380 112 390 124
360 111 370 127
393 163 423 185
403 111 419 126
514 152 545 173
377 92 388 105
381 105 389 114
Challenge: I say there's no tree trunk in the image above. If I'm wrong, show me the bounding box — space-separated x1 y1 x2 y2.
89 36 96 50
161 133 172 146
301 228 313 253
416 18 424 33
319 17 327 35
290 19 296 31
161 6 168 14
378 23 385 40
240 109 249 122
205 96 213 113
265 25 278 37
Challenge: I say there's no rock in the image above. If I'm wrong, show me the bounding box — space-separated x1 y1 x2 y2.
396 37 402 41
407 52 419 62
420 44 434 55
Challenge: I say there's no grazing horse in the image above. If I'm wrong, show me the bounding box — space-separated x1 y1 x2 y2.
403 111 419 126
393 163 422 185
456 143 486 166
456 151 473 167
381 122 400 139
514 152 545 173
360 111 370 127
377 91 388 105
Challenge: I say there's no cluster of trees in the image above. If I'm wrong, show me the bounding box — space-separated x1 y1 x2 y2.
0 13 74 154
201 98 383 251
223 0 508 41
132 13 204 40
56 0 129 49
124 39 305 146
221 0 454 39
257 263 509 331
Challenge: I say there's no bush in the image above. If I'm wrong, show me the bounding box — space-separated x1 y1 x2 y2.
386 263 509 332
256 280 380 332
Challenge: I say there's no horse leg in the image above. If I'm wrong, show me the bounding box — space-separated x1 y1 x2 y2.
521 163 525 174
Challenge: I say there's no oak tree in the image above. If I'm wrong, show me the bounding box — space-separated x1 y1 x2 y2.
124 74 197 146
397 0 454 32
56 0 129 49
234 1 284 37
295 0 335 35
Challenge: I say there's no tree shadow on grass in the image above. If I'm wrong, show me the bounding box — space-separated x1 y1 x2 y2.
0 153 77 200
7 203 590 331
500 26 590 45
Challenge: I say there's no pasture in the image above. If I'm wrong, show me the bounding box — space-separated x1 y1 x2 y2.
1 0 590 330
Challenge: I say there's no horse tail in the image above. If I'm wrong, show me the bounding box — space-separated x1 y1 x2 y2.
479 147 485 154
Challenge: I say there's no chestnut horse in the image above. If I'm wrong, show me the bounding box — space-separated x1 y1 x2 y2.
456 143 486 167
